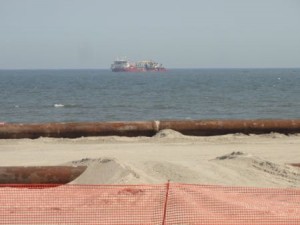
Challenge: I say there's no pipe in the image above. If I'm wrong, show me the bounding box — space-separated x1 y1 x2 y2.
289 163 300 168
0 120 300 139
0 121 158 139
0 166 87 185
159 119 300 136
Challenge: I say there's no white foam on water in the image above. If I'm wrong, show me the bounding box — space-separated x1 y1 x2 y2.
54 104 64 108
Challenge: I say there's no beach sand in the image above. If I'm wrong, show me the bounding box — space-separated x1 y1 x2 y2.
0 129 299 188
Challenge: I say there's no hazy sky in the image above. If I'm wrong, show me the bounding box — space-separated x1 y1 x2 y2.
0 0 299 69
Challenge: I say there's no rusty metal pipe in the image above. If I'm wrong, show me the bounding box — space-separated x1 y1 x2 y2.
0 166 86 185
0 121 158 139
160 119 300 136
289 163 300 168
0 120 300 139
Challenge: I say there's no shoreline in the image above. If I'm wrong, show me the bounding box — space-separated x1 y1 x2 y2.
1 119 300 139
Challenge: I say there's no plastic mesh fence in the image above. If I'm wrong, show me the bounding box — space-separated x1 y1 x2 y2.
0 183 299 225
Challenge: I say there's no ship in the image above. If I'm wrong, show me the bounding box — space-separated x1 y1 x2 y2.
111 59 166 72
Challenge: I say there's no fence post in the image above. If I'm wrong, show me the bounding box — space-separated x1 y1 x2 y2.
162 180 170 225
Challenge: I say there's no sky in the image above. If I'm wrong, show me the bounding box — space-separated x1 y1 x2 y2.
0 0 299 69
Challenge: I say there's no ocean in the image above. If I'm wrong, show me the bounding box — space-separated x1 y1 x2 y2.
0 68 299 123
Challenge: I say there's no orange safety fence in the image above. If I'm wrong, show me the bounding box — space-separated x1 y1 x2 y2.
0 183 299 225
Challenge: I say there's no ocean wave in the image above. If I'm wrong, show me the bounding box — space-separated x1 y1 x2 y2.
53 104 82 108
54 104 65 108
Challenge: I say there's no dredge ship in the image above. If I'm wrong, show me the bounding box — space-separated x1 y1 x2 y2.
111 59 166 72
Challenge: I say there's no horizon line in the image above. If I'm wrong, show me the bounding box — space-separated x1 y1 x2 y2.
1 67 300 71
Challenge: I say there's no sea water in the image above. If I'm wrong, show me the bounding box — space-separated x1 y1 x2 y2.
0 68 299 123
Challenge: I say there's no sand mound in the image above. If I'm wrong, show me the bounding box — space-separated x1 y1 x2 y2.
66 158 200 184
153 129 185 139
213 152 300 186
63 152 300 186
65 158 140 184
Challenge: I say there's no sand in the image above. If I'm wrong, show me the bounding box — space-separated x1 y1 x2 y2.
0 129 299 188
